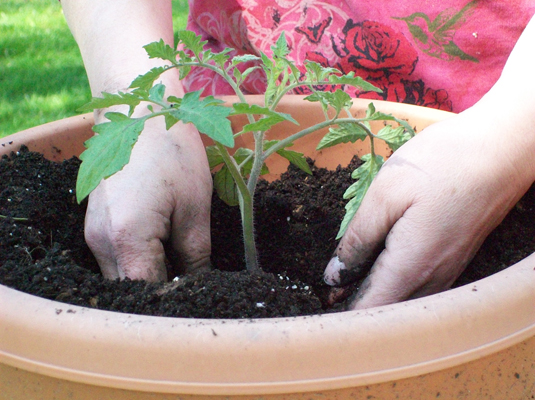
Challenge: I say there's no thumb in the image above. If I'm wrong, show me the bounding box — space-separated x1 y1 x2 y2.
85 212 170 282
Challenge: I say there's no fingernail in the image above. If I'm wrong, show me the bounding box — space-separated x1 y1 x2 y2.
323 256 347 286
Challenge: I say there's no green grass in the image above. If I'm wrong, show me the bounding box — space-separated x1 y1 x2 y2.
0 0 189 138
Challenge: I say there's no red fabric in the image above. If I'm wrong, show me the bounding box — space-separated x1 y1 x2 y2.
185 0 535 112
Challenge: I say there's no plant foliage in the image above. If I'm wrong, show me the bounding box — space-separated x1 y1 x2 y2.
77 30 415 272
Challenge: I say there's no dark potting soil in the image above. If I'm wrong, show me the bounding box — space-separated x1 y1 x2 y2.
1 146 535 319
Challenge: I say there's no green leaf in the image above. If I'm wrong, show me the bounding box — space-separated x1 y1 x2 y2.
76 113 147 202
233 67 243 84
329 72 382 93
264 140 311 175
242 114 286 133
130 66 169 91
337 154 384 239
164 113 179 130
271 32 290 58
277 148 312 175
329 89 353 113
148 83 166 104
232 147 269 176
362 106 415 137
304 61 340 82
240 66 260 81
316 122 368 150
203 48 234 67
77 92 142 115
305 90 352 114
170 91 234 147
231 103 298 124
167 95 182 105
232 54 261 65
143 39 178 64
231 103 270 116
176 30 207 57
376 125 411 151
206 145 224 169
214 165 239 206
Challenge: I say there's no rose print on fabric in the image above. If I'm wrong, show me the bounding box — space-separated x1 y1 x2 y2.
335 20 418 79
393 0 479 63
295 19 453 111
295 15 332 44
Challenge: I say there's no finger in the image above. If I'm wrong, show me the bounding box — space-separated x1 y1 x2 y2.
87 221 169 282
323 162 415 286
347 205 474 310
84 212 121 280
170 186 212 276
85 190 169 282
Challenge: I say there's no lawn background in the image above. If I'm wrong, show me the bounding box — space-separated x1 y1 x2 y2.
0 0 189 138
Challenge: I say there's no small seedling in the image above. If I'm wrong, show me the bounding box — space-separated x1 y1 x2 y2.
77 30 414 273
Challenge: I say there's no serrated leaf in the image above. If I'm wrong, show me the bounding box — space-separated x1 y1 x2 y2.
232 54 261 65
303 92 322 103
350 154 384 179
329 72 382 93
363 109 415 137
231 103 298 124
205 145 224 169
366 102 376 117
277 148 312 174
164 113 179 130
130 66 169 91
77 92 142 115
76 113 147 202
316 122 368 150
376 125 411 151
272 32 290 58
143 39 178 64
231 103 270 116
148 83 166 103
176 30 207 57
242 114 286 133
304 61 324 81
304 61 341 82
233 67 243 84
337 154 384 239
167 96 182 105
214 165 239 206
329 89 353 113
203 48 233 67
232 147 254 175
260 52 273 71
337 197 361 240
264 140 311 175
306 90 352 114
282 58 301 82
170 91 234 147
240 66 260 81
232 147 269 176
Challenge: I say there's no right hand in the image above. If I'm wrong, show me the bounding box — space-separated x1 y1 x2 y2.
84 117 213 281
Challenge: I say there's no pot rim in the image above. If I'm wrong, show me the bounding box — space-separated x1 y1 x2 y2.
1 97 534 395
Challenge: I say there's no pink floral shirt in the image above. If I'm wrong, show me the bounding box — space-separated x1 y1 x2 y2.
185 0 535 112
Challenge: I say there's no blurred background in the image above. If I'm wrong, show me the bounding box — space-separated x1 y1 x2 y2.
0 0 189 138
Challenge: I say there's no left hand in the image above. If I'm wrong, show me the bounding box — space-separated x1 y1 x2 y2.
323 106 535 310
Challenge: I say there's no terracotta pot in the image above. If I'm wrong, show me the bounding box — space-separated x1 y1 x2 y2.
1 96 534 399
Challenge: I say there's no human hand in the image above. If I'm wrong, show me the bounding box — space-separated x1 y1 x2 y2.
323 109 535 309
84 117 212 281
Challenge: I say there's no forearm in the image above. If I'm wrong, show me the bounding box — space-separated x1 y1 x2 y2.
61 0 183 100
461 14 535 181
